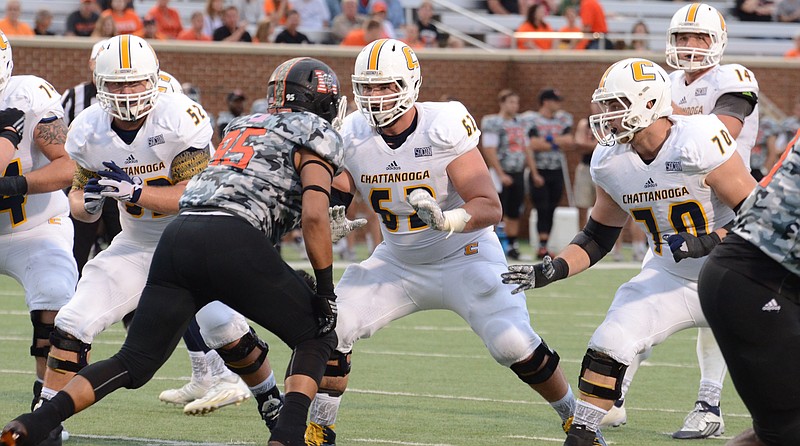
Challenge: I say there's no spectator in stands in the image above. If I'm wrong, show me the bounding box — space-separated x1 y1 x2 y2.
91 14 118 38
331 0 367 43
147 0 183 39
774 0 800 22
66 0 100 37
523 88 574 259
580 0 611 50
97 0 133 11
213 6 253 42
0 0 34 36
785 30 800 57
735 0 776 21
571 104 598 227
369 0 405 29
253 19 274 42
216 89 247 138
401 22 425 49
416 0 444 48
101 0 142 35
556 6 585 50
234 0 264 28
265 0 290 25
289 0 331 31
750 110 781 181
34 9 55 36
203 0 226 37
777 96 800 150
626 20 649 51
371 1 396 39
274 9 311 43
487 0 523 14
447 35 466 48
516 3 553 50
178 11 212 41
340 17 383 46
136 15 167 40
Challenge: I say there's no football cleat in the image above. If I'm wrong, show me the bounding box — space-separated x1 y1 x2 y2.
305 422 336 446
257 390 284 432
159 380 211 405
183 376 251 415
672 401 724 439
562 418 607 446
599 399 627 428
1 421 27 446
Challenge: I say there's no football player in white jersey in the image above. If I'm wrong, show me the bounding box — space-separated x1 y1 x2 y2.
0 30 78 445
602 4 761 437
501 58 757 446
1 56 345 446
305 38 601 446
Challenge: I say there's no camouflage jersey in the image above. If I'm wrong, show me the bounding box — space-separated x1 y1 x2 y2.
480 114 529 173
180 112 344 244
521 109 573 170
732 130 800 276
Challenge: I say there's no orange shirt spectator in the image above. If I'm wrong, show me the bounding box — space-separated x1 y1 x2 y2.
786 33 800 58
557 6 586 49
341 18 384 46
0 0 34 36
580 0 607 33
178 11 212 41
101 7 143 35
135 16 167 40
264 0 288 25
147 0 183 39
516 4 552 50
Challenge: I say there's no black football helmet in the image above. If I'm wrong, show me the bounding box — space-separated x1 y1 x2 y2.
267 57 346 129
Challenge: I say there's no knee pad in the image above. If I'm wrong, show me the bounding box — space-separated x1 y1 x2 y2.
47 327 92 373
215 327 269 376
197 301 249 349
578 349 627 401
30 311 54 358
510 340 560 385
324 350 351 378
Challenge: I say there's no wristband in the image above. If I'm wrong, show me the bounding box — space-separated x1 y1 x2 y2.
442 208 472 238
0 129 21 147
0 175 28 196
314 266 335 297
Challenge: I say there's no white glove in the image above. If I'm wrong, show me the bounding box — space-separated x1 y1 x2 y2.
83 177 107 215
329 205 368 243
97 161 143 203
406 189 471 238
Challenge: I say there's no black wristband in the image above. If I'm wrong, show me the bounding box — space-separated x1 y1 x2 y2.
0 175 28 196
314 266 335 297
0 129 21 147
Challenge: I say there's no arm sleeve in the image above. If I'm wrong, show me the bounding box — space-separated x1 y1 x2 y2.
711 92 757 122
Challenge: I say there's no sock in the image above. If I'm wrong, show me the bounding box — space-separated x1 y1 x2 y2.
309 392 342 426
249 371 278 396
269 392 311 444
40 386 58 402
697 379 722 407
188 350 214 388
550 385 576 423
18 391 75 445
573 400 608 433
207 349 237 380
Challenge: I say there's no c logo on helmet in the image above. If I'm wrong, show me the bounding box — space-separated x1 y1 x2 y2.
402 46 419 71
631 60 656 82
0 37 7 51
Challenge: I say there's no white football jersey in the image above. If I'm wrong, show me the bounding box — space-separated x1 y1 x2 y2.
591 115 737 281
670 64 759 165
66 93 213 244
0 75 69 235
341 101 488 264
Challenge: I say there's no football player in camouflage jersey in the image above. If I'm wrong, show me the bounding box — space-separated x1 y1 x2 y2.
502 58 756 446
698 130 800 446
1 57 346 446
306 39 595 446
0 30 77 446
607 4 761 437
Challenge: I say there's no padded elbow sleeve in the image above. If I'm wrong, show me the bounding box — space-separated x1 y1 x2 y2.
570 217 622 266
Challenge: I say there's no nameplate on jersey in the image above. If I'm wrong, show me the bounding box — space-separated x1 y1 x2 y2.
414 146 432 157
665 161 683 172
148 134 165 147
694 87 707 97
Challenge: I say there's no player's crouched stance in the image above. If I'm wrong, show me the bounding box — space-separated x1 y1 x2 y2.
502 58 756 446
1 57 346 446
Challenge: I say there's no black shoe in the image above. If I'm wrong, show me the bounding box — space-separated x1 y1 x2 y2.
564 423 607 446
506 248 521 260
1 421 28 446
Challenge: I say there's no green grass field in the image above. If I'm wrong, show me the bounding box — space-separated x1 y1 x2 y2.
0 248 752 446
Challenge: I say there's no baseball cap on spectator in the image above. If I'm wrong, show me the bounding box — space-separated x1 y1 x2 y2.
371 1 388 13
539 88 562 104
227 90 246 102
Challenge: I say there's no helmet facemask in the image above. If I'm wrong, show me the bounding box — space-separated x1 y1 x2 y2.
353 76 417 128
97 75 159 121
665 3 727 72
0 32 13 97
94 35 160 122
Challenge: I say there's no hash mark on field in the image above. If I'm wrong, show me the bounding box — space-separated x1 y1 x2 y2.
71 434 255 445
352 439 456 445
506 435 603 443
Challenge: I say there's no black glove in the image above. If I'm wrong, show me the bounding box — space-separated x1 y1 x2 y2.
313 292 337 336
0 108 25 147
501 255 568 295
667 232 721 263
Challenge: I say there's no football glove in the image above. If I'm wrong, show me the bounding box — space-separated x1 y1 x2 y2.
97 161 143 203
0 108 25 147
329 205 368 243
313 292 337 336
406 189 471 238
501 255 557 295
83 177 107 215
667 232 721 263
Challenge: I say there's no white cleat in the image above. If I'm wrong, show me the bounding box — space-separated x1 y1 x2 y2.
183 376 251 415
159 380 211 405
600 400 627 428
672 401 724 439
